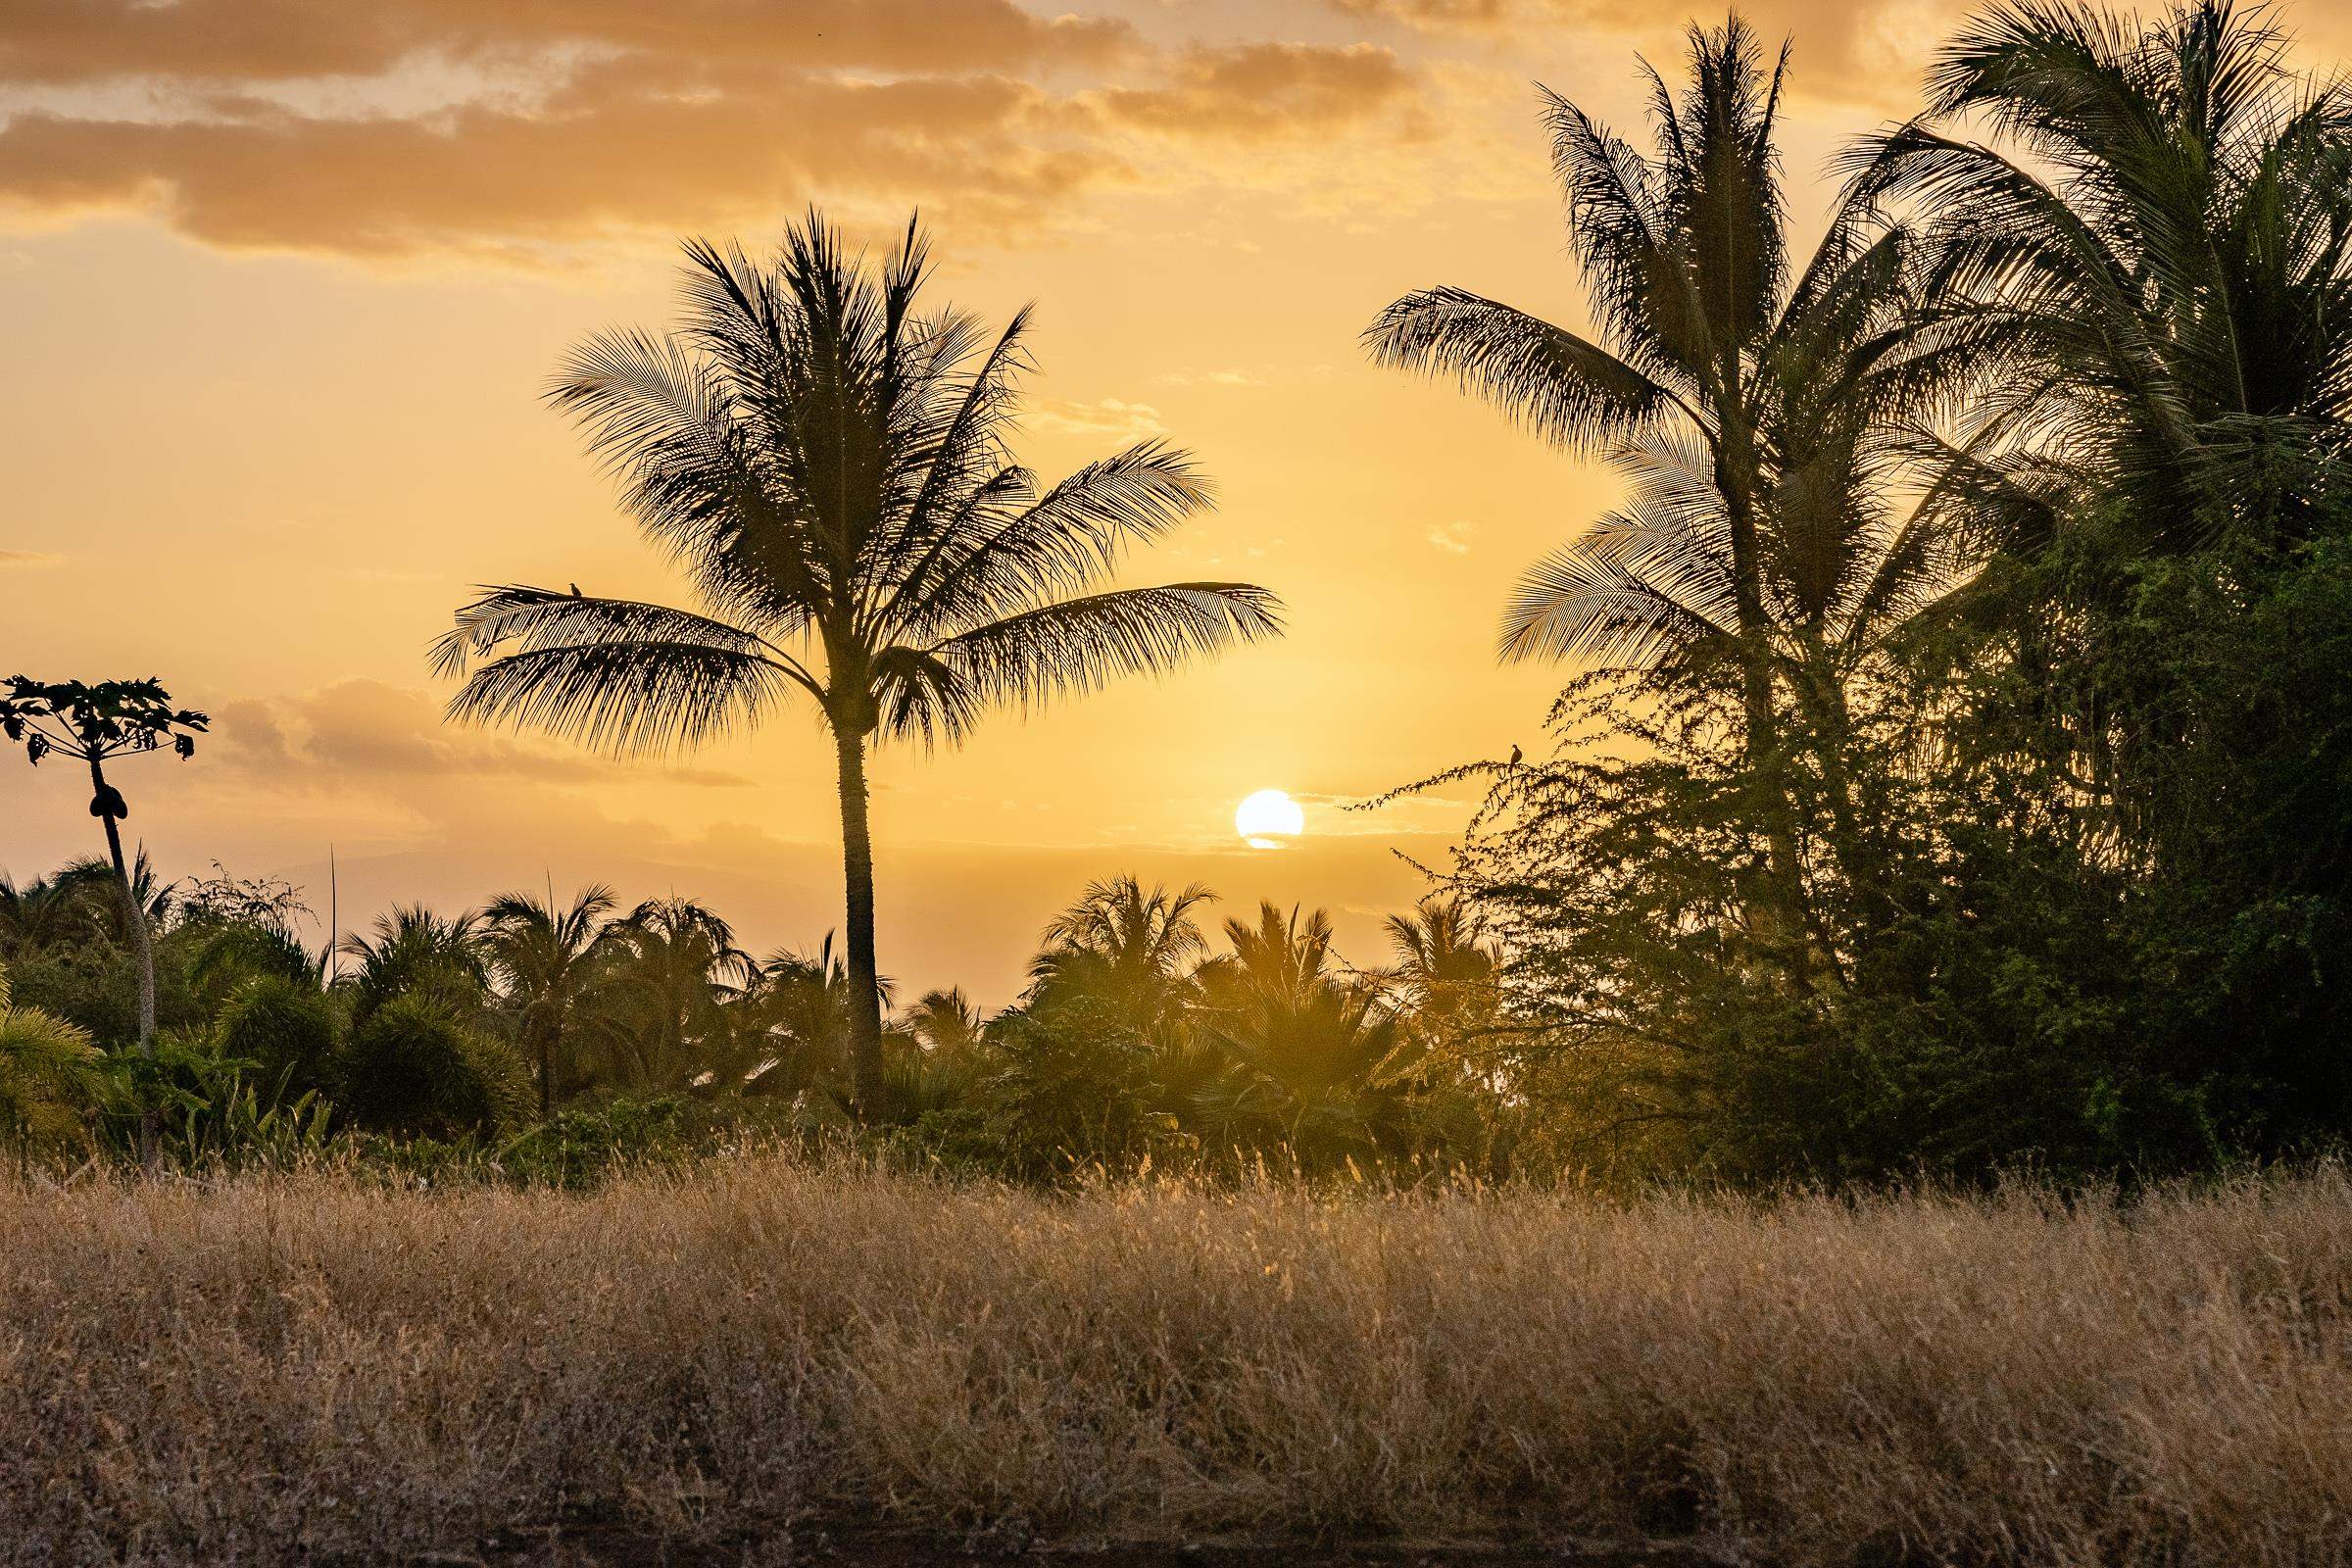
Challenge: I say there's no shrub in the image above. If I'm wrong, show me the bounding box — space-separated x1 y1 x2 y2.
214 977 340 1103
332 998 528 1140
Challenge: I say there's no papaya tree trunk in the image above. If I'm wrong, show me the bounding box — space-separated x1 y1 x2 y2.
90 756 157 1167
833 723 886 1112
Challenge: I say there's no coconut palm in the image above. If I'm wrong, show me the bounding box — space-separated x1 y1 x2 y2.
481 883 626 1116
1366 19 1974 942
433 214 1284 1111
1848 0 2352 553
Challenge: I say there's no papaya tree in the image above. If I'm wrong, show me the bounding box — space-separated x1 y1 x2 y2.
0 677 207 1159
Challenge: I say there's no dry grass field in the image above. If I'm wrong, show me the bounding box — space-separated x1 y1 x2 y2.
4 1159 2349 1565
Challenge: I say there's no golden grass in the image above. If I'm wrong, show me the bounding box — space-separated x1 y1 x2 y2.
4 1160 2350 1565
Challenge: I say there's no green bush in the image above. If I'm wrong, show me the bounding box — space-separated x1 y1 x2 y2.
332 998 528 1140
214 977 340 1103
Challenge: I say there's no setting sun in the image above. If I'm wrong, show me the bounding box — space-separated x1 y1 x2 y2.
1235 788 1305 850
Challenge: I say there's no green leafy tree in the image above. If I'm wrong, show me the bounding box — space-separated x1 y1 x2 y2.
433 214 1284 1109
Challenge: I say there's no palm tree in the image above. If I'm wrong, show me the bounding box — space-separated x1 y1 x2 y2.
481 883 625 1116
1365 19 1972 948
338 905 489 1027
903 987 983 1056
1849 0 2352 552
608 897 755 1090
1195 902 1417 1161
1383 895 1500 1035
1025 874 1216 1037
743 932 895 1098
0 869 108 956
433 214 1284 1111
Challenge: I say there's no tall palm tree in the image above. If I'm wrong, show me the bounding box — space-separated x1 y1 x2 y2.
1849 0 2352 552
1365 18 1972 944
433 214 1283 1109
481 883 625 1117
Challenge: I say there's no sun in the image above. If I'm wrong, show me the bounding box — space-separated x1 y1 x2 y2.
1235 788 1305 850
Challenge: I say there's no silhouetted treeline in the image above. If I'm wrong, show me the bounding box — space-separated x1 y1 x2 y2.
1371 0 2352 1181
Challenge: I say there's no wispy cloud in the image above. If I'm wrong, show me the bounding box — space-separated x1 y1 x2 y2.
1157 367 1269 388
1426 519 1476 555
0 551 66 569
1025 398 1168 440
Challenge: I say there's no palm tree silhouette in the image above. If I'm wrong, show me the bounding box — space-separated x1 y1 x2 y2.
1195 902 1416 1161
903 987 983 1057
481 883 625 1116
608 897 756 1089
434 214 1283 1109
1025 874 1216 1037
1366 18 1971 950
1383 895 1499 1031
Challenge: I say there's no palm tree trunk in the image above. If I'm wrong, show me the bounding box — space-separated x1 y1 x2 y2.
833 723 886 1111
1714 411 1808 982
90 757 157 1168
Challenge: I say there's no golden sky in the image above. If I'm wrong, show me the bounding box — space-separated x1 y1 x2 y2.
5 0 2347 999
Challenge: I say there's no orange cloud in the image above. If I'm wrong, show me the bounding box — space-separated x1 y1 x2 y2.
212 681 755 791
1095 42 1416 139
0 0 1134 84
0 1 1431 258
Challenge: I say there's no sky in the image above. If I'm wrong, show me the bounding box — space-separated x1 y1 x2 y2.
5 0 2348 1002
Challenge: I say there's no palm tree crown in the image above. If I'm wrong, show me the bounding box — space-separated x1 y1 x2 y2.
1851 0 2352 553
433 213 1283 1105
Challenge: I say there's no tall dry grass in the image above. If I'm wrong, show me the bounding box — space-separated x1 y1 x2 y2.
3 1160 2349 1564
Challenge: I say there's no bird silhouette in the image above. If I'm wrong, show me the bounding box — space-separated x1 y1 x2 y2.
569 583 582 598
1509 744 1524 766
